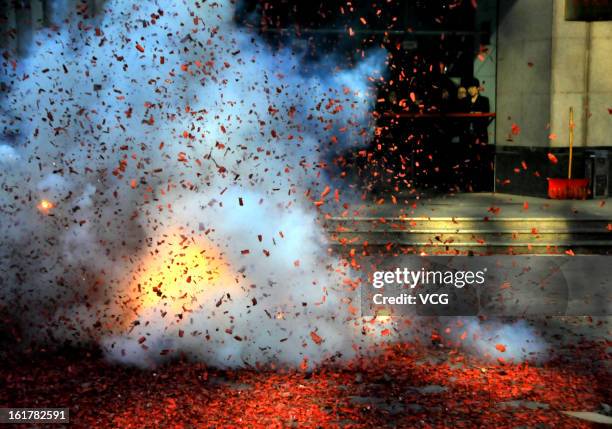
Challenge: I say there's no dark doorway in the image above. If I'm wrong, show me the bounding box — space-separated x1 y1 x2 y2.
236 0 496 195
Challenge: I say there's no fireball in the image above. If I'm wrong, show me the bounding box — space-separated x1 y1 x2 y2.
37 199 54 214
125 229 239 321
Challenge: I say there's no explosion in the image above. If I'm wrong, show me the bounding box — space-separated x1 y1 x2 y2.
1 0 387 369
37 199 54 214
2 0 548 371
1 2 610 426
126 230 237 315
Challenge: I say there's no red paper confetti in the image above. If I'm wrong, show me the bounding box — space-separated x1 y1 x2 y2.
309 331 323 345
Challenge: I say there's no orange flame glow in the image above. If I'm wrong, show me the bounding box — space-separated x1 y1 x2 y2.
37 199 54 213
124 229 239 323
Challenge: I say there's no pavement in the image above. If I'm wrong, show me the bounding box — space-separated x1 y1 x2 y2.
358 192 612 220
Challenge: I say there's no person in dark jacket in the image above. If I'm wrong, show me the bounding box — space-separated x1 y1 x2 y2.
461 78 493 191
454 86 469 112
466 78 490 143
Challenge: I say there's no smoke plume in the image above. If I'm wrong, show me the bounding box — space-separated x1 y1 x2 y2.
0 0 385 368
1 0 547 369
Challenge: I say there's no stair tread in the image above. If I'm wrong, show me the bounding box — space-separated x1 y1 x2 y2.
328 240 612 246
330 229 610 233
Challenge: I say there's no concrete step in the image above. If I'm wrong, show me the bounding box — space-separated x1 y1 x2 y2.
327 217 611 232
328 232 612 243
325 217 612 254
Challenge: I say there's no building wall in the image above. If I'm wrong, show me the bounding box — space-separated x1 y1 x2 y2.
588 20 612 148
496 0 553 147
550 1 612 149
474 0 498 144
495 0 612 196
497 0 612 149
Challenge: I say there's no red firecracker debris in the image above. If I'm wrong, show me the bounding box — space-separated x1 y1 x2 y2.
1 342 608 428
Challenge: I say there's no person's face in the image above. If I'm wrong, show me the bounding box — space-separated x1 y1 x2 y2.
467 85 479 97
457 87 467 99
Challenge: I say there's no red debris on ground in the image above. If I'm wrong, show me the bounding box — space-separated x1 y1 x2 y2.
1 342 609 428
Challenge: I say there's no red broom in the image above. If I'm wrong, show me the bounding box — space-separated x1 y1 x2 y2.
547 107 589 199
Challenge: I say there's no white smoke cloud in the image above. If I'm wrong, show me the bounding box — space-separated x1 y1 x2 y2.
0 144 19 164
454 318 547 363
0 0 548 369
0 0 387 368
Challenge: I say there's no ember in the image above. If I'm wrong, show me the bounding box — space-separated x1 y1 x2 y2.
37 199 54 214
